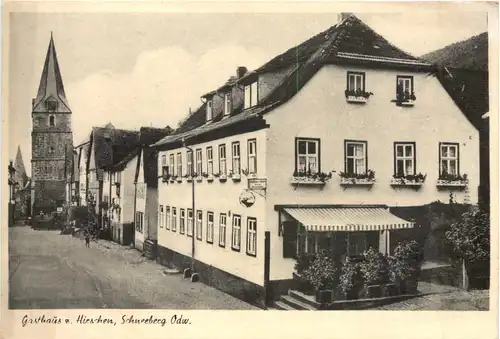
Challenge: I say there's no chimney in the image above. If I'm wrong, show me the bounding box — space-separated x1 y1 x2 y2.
237 66 248 78
337 13 353 23
189 107 192 115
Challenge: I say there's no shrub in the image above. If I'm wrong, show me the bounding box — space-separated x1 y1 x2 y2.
302 250 338 290
359 247 390 285
445 207 489 265
339 257 364 296
389 240 423 283
294 253 317 275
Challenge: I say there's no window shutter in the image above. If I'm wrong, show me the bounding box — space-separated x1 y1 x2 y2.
282 221 298 258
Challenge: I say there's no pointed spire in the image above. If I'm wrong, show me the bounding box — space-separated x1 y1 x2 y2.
14 146 28 186
32 33 71 112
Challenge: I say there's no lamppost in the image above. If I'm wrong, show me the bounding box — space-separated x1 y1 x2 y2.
8 161 16 227
182 137 196 274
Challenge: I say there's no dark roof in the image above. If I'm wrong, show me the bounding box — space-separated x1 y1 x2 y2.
91 127 140 171
153 14 433 149
421 32 488 71
33 33 71 113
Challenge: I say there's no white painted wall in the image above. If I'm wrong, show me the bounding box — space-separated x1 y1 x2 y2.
135 150 146 246
264 64 480 280
158 129 267 286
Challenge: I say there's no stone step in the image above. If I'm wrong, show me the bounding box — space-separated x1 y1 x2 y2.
280 295 317 310
288 290 321 309
273 301 296 310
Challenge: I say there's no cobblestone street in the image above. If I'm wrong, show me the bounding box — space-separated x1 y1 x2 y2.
9 224 258 309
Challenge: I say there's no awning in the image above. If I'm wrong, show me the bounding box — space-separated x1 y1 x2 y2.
283 207 414 232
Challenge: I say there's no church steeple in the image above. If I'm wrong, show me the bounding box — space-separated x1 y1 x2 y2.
32 33 71 113
14 146 28 186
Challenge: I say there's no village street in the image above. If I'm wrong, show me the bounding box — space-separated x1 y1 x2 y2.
8 224 257 309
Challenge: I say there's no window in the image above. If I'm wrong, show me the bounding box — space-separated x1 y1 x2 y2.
397 75 413 94
135 212 144 233
219 214 227 247
206 100 213 121
187 150 193 177
244 81 258 109
49 115 55 127
232 142 241 174
247 139 257 174
187 209 193 237
246 218 257 256
177 153 182 177
296 138 320 174
347 233 367 256
297 231 319 255
207 147 214 176
439 143 459 176
171 207 177 232
169 154 175 176
207 212 214 244
231 214 241 251
159 205 164 228
49 146 55 155
196 210 203 240
219 144 227 175
224 93 231 115
347 71 365 91
166 206 170 230
161 155 167 166
345 140 367 175
179 209 185 234
394 142 416 176
196 149 202 177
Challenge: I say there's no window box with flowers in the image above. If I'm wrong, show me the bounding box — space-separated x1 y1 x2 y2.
202 172 214 182
436 173 468 188
228 170 241 182
344 89 373 104
390 173 427 188
291 170 332 185
339 170 376 186
213 172 227 182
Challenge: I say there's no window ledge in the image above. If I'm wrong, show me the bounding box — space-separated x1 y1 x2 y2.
290 176 327 185
397 100 415 107
390 178 424 187
186 177 193 182
346 96 368 104
436 180 467 188
196 177 203 182
247 173 257 179
176 177 182 183
219 175 227 182
340 177 376 186
231 174 241 181
206 175 214 182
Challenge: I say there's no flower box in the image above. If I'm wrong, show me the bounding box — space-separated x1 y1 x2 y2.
186 177 193 182
390 178 424 187
219 175 227 182
176 177 182 183
436 179 467 188
346 95 368 104
340 177 375 186
315 289 333 303
231 173 241 182
291 176 327 185
206 175 214 182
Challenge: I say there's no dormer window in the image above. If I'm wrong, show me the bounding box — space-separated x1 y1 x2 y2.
224 93 231 116
206 100 213 121
244 82 258 109
46 100 57 112
49 115 55 127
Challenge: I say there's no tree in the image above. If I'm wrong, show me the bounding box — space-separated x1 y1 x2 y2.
445 207 490 289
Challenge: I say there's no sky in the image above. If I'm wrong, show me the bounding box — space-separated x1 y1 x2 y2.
8 11 488 176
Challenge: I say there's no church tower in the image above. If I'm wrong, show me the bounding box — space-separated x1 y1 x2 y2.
31 33 73 214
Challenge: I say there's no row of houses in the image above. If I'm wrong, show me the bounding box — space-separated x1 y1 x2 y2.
66 13 488 308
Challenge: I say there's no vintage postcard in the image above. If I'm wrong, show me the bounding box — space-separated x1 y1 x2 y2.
1 1 498 339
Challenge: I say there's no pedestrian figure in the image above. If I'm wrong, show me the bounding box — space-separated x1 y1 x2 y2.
85 231 90 248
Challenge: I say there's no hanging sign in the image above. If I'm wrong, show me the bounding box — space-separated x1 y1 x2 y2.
239 191 256 208
248 178 267 191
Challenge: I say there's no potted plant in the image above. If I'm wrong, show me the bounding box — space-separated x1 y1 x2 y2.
302 250 337 303
291 170 333 184
391 173 427 186
389 240 422 294
359 247 390 298
396 84 416 106
339 257 364 300
339 169 376 185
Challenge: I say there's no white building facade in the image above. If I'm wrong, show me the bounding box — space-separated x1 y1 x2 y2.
152 14 479 308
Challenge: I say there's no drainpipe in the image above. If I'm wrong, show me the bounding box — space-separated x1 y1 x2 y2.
182 137 196 273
